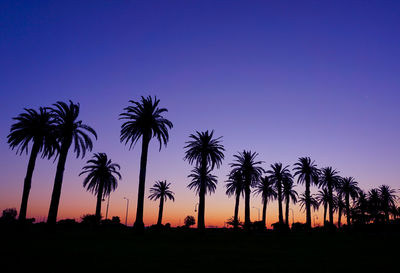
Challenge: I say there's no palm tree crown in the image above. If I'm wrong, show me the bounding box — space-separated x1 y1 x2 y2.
149 180 175 202
299 193 319 212
378 185 397 222
120 96 173 150
184 130 225 169
226 170 244 197
8 107 58 158
188 167 218 195
80 153 121 197
254 176 277 203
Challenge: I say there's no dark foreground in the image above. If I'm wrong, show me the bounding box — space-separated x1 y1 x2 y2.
1 225 398 273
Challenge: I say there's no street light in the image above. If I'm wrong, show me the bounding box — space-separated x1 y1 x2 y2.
194 203 199 212
123 197 129 226
252 206 260 221
289 208 295 226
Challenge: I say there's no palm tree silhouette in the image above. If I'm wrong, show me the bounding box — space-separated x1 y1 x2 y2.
282 178 298 226
338 177 360 226
354 190 368 224
184 130 224 230
148 180 175 226
225 169 244 229
120 96 173 229
319 167 341 225
188 166 218 228
368 188 382 223
336 194 345 228
316 188 330 224
229 151 264 230
254 176 277 228
7 107 58 221
299 193 319 220
267 163 292 225
293 157 320 228
79 153 121 219
378 185 397 222
47 101 97 224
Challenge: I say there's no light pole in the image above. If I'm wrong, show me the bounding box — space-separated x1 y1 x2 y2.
289 208 294 226
123 197 129 226
194 203 199 212
252 206 260 221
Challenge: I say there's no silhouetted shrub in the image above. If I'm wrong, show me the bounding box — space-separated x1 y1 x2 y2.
226 217 243 229
111 216 120 224
81 214 101 225
291 222 307 231
184 216 195 228
271 222 290 231
165 223 171 229
0 208 17 224
58 219 78 226
252 221 266 231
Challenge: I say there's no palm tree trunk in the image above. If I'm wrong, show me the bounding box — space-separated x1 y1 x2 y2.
157 195 164 226
328 182 334 225
95 180 104 219
323 204 327 225
244 175 251 230
305 177 312 229
285 195 290 226
233 191 240 229
47 138 71 224
18 142 40 221
346 193 350 226
134 134 150 230
338 206 342 228
197 156 207 230
262 198 267 229
277 181 283 224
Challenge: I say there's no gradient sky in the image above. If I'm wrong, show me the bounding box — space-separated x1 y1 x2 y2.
1 0 399 227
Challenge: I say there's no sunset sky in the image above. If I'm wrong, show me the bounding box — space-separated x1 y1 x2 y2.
1 0 399 227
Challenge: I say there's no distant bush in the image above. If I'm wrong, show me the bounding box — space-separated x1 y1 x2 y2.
0 208 17 224
58 219 78 226
226 217 243 229
291 222 308 231
81 214 101 225
271 222 290 231
111 216 120 224
184 216 195 228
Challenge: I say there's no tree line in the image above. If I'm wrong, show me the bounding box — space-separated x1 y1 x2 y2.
7 96 399 230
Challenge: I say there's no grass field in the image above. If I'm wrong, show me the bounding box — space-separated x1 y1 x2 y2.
1 225 398 272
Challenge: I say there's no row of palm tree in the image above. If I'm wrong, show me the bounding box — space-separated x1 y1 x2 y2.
8 96 398 230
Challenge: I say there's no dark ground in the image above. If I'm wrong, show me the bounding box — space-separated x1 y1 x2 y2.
0 225 398 273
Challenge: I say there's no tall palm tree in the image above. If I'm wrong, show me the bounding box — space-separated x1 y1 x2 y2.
229 151 264 229
184 130 224 230
293 157 320 228
282 178 298 226
254 176 277 228
79 153 121 219
316 188 330 224
7 107 58 221
120 96 173 229
336 194 345 228
267 163 292 225
378 185 397 222
148 180 175 226
47 101 97 224
338 177 360 226
225 169 244 229
319 167 341 225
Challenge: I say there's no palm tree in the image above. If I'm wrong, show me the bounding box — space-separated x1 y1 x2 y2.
225 169 244 229
267 163 292 225
293 157 320 228
254 176 277 228
148 180 175 226
319 167 341 225
378 185 397 222
354 190 368 224
338 177 360 226
47 101 97 224
336 194 345 228
184 130 224 230
229 151 264 230
120 96 173 229
7 107 57 221
316 188 330 224
79 153 121 219
299 193 319 223
282 178 298 226
368 188 382 223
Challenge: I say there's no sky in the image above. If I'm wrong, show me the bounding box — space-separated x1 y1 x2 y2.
0 0 399 227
